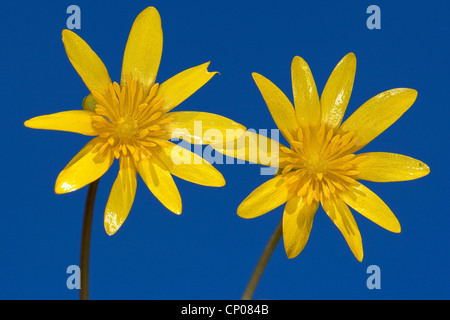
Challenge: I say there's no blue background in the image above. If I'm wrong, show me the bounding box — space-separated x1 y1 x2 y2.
1 0 449 299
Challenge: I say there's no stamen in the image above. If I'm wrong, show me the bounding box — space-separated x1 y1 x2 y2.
146 130 166 137
140 112 163 128
98 141 109 155
322 183 330 199
144 83 159 105
91 90 119 120
93 122 107 129
282 164 295 175
113 149 121 159
158 117 175 125
316 123 326 146
278 125 361 201
147 124 161 131
297 127 303 142
140 140 157 147
282 129 295 145
99 131 111 139
90 75 174 160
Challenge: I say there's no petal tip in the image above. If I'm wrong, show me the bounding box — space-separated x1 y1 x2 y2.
251 72 267 87
203 61 220 77
213 173 226 187
389 221 401 233
291 55 310 69
236 202 255 219
400 88 418 101
61 29 75 42
104 224 118 236
137 6 161 23
418 160 431 177
104 209 124 236
54 181 77 194
343 52 356 64
105 228 116 236
340 52 357 70
236 205 245 218
206 177 226 188
23 117 43 129
286 250 299 259
143 6 159 14
165 199 182 215
251 72 261 79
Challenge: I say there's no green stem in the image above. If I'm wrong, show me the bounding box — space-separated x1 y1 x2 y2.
80 179 100 300
241 218 283 300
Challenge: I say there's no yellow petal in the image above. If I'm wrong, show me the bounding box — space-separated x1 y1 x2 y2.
340 182 401 233
283 196 319 259
62 30 111 96
322 197 363 262
160 111 246 144
104 156 137 236
120 7 163 91
137 154 182 214
156 141 225 187
252 72 298 139
211 131 290 168
291 56 321 128
340 88 418 152
356 152 430 182
320 53 356 129
237 173 296 219
55 138 114 194
24 110 97 136
158 62 218 113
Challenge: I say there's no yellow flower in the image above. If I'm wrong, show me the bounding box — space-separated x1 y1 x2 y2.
214 53 429 261
24 7 244 235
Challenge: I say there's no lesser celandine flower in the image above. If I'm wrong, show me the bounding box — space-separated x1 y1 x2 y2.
214 53 429 262
24 7 244 235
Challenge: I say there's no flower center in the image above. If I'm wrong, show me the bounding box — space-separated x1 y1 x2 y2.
115 116 139 139
279 124 366 205
305 154 327 174
90 74 174 161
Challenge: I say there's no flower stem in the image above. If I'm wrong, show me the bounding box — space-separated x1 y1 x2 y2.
80 179 100 300
241 218 283 300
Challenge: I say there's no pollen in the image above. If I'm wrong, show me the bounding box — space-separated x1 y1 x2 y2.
90 74 174 162
279 124 366 205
